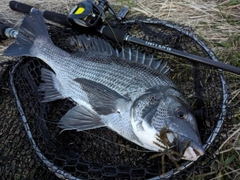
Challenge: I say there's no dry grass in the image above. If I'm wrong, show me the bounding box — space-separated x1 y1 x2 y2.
0 0 240 179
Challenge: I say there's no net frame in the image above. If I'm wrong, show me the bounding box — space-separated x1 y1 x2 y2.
0 15 232 179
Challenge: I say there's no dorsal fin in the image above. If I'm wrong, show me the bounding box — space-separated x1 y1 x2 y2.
67 35 169 74
119 47 169 74
67 35 117 56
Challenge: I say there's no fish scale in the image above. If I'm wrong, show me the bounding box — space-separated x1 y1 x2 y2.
39 47 171 101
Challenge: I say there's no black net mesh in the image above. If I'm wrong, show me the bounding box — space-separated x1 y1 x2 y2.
0 15 233 179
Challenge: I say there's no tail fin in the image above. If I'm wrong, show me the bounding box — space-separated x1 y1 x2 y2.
3 9 52 57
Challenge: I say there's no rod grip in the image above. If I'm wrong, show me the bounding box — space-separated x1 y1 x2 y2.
100 26 127 44
43 11 71 27
9 1 33 14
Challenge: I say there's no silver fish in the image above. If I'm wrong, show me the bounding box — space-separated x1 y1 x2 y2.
3 10 204 161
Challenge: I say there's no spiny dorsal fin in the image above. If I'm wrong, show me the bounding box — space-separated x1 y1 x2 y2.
68 35 169 74
119 48 169 74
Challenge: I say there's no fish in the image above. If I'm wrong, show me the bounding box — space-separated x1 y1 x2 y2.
3 9 204 161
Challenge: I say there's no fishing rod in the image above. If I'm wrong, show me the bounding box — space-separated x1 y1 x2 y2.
7 0 240 75
0 22 18 39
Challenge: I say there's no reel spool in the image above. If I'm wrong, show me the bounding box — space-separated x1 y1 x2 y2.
68 0 126 28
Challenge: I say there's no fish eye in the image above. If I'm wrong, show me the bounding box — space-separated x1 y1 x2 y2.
175 107 188 119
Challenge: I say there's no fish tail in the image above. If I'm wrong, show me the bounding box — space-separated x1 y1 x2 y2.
3 9 53 57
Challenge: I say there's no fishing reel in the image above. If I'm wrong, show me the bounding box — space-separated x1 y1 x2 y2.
68 0 129 28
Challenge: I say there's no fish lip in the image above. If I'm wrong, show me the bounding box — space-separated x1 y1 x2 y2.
157 132 204 161
177 134 204 158
164 132 204 161
188 139 204 156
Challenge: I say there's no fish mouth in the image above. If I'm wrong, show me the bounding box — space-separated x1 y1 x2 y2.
164 132 204 161
182 140 204 161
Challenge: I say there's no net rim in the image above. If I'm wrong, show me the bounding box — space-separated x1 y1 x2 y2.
7 18 229 180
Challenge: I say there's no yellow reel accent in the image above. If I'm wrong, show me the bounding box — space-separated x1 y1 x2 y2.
74 7 85 15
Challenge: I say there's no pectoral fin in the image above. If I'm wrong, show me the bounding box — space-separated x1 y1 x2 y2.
58 105 105 131
74 78 130 115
